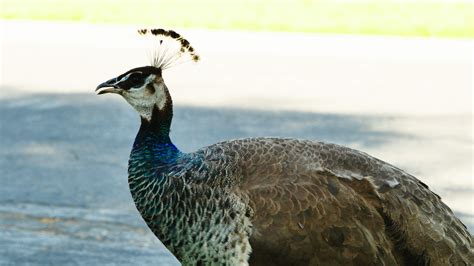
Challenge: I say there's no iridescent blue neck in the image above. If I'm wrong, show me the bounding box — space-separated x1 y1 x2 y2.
132 103 180 167
128 115 181 224
133 125 181 165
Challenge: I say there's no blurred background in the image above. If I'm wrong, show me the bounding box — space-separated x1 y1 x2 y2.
1 0 472 265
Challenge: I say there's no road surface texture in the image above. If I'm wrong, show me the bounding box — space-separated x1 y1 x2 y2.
1 21 472 265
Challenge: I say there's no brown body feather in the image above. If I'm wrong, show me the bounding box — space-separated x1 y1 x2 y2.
196 138 473 265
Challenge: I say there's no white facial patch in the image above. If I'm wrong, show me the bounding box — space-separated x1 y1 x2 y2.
121 74 168 121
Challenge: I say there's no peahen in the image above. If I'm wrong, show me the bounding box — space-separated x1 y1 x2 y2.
95 29 473 265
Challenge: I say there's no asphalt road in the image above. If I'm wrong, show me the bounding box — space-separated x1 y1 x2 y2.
0 21 472 265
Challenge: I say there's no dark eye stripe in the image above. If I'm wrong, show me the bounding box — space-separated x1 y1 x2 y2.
129 72 142 80
115 66 161 90
118 72 146 90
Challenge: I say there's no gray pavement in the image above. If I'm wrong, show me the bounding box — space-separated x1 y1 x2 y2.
0 21 472 265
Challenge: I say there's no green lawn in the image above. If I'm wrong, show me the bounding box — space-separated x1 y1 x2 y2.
1 0 473 38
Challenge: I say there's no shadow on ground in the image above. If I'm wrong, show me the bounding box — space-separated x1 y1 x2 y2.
0 92 470 265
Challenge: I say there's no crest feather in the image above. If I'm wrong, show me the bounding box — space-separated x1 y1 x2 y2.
138 28 200 70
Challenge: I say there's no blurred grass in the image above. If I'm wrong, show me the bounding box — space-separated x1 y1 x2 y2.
1 0 473 38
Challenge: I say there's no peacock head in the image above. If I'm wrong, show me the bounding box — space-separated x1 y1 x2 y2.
95 29 199 121
96 66 168 121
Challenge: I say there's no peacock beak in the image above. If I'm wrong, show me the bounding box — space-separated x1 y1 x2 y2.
95 78 123 95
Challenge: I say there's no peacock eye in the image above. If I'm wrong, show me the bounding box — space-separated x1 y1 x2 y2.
129 73 142 83
126 72 145 89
